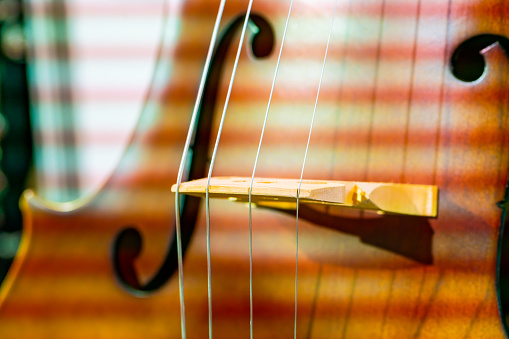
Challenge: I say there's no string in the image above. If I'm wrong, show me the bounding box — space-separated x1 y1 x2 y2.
295 1 339 338
327 1 353 335
248 1 295 338
364 0 386 182
400 0 423 183
383 0 425 332
328 0 352 181
418 2 453 334
432 0 453 185
205 1 255 338
174 1 227 338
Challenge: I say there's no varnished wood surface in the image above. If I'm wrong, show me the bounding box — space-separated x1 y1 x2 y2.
1 0 509 338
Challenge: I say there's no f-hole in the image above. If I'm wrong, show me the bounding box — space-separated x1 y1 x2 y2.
451 34 509 334
111 13 274 295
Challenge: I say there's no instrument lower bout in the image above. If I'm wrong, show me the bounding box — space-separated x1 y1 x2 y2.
1 0 509 338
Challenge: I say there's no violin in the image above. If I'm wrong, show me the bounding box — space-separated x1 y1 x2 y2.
1 0 509 338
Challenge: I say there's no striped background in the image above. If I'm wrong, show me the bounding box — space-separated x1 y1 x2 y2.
1 0 509 337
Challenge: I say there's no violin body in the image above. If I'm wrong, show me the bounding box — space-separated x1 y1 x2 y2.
2 0 509 338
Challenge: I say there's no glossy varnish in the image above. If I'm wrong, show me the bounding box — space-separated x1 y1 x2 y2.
1 0 509 338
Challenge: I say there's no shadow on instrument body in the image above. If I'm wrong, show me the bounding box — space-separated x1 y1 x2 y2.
1 0 509 338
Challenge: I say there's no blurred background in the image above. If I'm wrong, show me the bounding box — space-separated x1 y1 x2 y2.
0 0 166 284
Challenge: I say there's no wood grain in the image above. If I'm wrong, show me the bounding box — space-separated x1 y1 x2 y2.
1 0 509 338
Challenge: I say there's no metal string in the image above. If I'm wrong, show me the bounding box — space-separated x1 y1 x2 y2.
247 1 295 338
295 1 339 338
205 1 255 338
174 1 227 338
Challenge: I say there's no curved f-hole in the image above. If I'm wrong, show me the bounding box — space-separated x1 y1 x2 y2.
450 34 509 82
249 17 274 58
452 33 509 336
111 13 274 295
113 227 143 291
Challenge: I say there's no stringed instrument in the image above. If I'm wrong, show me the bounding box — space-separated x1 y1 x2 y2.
1 0 509 338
